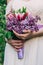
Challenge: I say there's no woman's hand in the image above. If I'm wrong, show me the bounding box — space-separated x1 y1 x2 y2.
8 39 24 51
13 30 32 40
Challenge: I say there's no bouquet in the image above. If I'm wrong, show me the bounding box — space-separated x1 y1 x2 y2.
6 7 41 59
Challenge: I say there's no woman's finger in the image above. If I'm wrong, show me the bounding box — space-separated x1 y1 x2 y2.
8 39 23 43
13 30 20 36
13 30 31 37
14 48 20 52
14 45 23 49
12 42 24 46
14 45 23 51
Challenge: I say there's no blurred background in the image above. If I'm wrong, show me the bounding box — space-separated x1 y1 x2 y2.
0 0 6 65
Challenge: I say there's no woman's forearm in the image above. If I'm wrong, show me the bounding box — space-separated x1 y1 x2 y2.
32 28 43 37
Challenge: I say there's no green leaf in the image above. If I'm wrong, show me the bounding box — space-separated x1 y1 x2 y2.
22 7 26 13
18 9 22 13
5 31 12 40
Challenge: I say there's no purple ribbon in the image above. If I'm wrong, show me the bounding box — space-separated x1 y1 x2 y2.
17 48 24 59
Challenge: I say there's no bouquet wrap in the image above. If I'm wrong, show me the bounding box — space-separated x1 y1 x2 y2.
17 47 24 59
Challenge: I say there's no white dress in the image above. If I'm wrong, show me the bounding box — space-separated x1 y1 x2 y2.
4 0 43 65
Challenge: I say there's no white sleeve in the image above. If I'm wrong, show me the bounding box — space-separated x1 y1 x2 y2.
6 0 12 16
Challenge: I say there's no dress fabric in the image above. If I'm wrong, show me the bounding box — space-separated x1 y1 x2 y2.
4 0 43 65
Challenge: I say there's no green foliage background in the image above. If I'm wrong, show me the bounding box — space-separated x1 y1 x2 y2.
0 0 6 65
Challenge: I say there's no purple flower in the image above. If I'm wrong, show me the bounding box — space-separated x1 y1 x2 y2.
6 14 41 33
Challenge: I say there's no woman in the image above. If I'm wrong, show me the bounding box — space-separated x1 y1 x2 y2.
4 0 43 65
